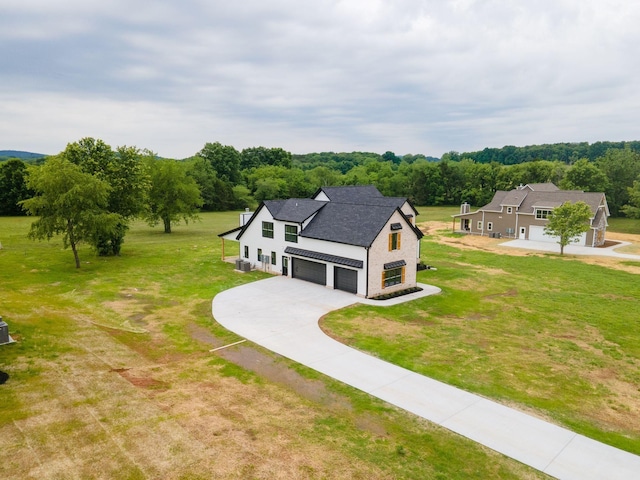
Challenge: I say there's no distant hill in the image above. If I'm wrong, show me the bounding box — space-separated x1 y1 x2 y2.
0 150 47 160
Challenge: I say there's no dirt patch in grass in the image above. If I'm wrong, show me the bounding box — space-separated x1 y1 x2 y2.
422 221 640 273
188 323 354 413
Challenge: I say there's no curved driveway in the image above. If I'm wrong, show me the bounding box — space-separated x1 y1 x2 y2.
212 276 640 479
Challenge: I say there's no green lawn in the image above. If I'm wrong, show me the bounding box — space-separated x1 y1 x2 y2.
323 221 640 455
0 212 546 479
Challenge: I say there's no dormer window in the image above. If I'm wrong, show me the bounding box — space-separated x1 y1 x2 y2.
536 209 553 219
390 223 402 230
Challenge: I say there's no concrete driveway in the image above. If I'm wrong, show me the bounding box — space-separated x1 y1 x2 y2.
212 276 640 479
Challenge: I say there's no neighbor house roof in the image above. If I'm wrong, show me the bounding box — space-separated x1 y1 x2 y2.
524 183 560 192
452 183 609 226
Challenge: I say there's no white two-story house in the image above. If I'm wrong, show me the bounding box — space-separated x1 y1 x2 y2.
218 186 423 298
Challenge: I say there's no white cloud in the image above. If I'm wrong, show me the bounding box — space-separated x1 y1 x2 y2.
1 0 640 157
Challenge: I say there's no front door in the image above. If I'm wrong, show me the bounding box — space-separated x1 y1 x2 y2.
519 227 526 240
282 256 288 276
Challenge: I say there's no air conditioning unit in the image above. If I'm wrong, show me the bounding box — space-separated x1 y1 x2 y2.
241 261 252 272
0 318 11 345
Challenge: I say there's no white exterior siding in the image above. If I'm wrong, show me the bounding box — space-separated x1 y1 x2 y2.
238 207 288 272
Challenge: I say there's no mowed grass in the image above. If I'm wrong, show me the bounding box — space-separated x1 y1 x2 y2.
0 213 546 479
323 218 640 455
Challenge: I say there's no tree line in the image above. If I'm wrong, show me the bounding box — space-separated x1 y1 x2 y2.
2 138 640 266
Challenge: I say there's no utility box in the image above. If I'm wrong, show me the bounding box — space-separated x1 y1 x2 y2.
0 317 13 345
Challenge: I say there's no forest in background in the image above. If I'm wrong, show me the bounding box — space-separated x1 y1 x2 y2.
2 140 640 221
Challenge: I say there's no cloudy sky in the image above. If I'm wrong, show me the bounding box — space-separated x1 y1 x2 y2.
2 1 639 159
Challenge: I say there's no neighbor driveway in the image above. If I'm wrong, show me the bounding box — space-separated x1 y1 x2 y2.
212 276 640 480
502 239 640 260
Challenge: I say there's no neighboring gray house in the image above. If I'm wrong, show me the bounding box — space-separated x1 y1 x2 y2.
452 183 610 247
219 186 423 298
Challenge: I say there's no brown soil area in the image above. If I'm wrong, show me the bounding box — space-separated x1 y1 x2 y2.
420 221 640 273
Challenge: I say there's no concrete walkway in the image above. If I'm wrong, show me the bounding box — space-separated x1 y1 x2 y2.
212 276 640 479
501 239 640 260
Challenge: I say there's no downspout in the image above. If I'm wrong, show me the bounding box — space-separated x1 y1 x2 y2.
365 247 370 298
514 210 519 239
481 210 485 236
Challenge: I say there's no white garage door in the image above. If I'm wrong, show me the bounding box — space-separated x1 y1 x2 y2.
528 225 587 245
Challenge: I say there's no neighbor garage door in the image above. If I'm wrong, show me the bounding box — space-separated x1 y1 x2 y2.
529 225 587 245
334 267 357 294
292 258 326 285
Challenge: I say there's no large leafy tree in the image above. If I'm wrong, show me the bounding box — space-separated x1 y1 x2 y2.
544 201 592 255
20 157 118 268
61 138 150 255
0 159 32 215
596 148 640 216
197 142 241 183
145 158 202 233
560 159 609 192
240 146 292 170
622 180 640 219
185 157 236 211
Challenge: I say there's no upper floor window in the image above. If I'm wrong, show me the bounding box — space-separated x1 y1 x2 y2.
507 207 513 214
536 209 553 219
285 224 298 243
262 221 274 238
389 232 401 251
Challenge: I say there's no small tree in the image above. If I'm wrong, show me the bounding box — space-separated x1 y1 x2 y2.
544 201 592 255
20 157 117 268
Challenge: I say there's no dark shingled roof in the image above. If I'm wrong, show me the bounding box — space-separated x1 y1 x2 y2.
284 247 363 268
384 260 406 270
316 185 384 202
300 202 400 247
263 198 326 223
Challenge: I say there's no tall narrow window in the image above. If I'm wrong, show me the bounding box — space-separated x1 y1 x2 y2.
271 251 276 265
262 221 274 238
244 245 249 259
257 248 262 262
285 225 298 243
388 232 401 251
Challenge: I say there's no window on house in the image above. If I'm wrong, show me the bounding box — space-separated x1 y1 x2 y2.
507 207 513 214
243 245 249 259
536 209 553 219
487 222 493 231
262 221 274 238
271 251 276 265
388 232 401 251
477 221 483 230
257 248 262 262
382 267 405 288
285 225 298 243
